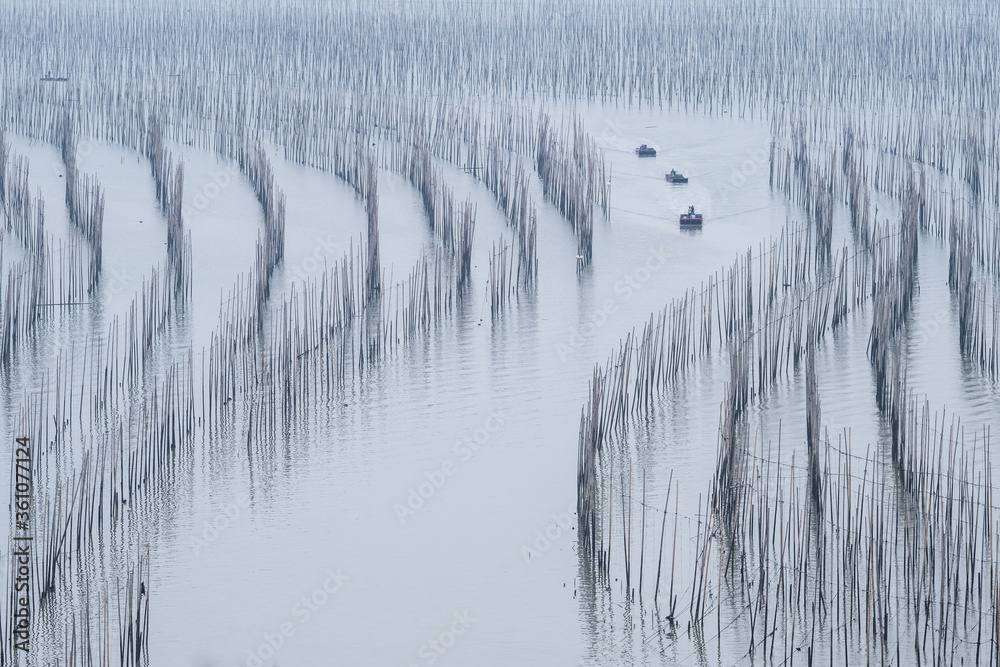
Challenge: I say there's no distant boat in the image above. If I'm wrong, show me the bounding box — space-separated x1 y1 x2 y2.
635 144 657 157
665 169 688 183
680 205 703 227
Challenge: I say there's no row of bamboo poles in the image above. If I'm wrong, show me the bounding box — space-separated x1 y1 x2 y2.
580 235 997 663
146 115 189 296
0 0 998 662
3 0 996 144
576 50 1000 660
535 112 608 266
1 129 92 366
59 109 104 295
1 109 190 663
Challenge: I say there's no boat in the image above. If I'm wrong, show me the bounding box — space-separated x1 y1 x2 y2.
680 205 703 227
635 144 657 157
665 169 688 183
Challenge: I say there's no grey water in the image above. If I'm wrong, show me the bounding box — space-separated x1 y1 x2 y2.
1 104 995 667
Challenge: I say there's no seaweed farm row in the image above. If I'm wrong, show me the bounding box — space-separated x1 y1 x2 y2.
0 0 998 664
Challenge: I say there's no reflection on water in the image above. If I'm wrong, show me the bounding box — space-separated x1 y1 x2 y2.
1 103 997 666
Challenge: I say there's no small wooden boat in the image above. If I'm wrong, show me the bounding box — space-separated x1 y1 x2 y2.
635 144 657 157
680 205 703 227
665 169 688 183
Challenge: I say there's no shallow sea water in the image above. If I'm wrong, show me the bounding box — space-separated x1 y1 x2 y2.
1 103 995 666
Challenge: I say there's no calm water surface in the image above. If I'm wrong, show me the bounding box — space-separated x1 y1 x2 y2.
1 104 994 666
